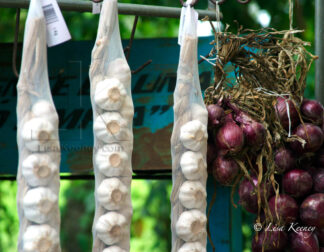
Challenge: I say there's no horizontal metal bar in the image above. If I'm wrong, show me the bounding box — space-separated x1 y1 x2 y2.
0 0 221 20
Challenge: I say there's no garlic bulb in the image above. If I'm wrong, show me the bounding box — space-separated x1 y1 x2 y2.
191 104 208 126
94 78 127 111
94 112 130 143
179 181 206 209
23 187 57 224
178 242 206 252
97 178 128 210
103 246 127 252
180 151 206 180
175 210 207 242
23 225 59 252
21 118 57 152
95 212 127 245
180 120 207 151
95 144 128 177
22 154 58 187
107 58 131 85
31 100 58 123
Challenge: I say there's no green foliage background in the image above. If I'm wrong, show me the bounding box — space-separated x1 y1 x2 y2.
0 0 316 251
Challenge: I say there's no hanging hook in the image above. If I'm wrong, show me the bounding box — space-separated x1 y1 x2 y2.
12 8 21 78
179 0 199 7
124 15 152 75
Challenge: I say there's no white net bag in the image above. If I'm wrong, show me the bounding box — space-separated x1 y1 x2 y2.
16 0 61 251
171 2 208 252
89 0 134 251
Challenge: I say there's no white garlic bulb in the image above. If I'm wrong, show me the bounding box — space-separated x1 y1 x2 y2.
179 181 206 209
94 78 127 111
191 104 208 126
107 58 131 86
180 120 207 151
23 224 59 252
97 178 128 210
94 112 130 143
31 100 58 123
21 118 57 152
23 187 57 224
120 96 134 121
103 246 127 252
178 242 206 252
175 210 207 242
95 212 127 245
180 151 206 180
22 154 58 187
95 144 128 177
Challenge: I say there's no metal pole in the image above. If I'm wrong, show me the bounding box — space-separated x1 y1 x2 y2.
315 0 324 104
0 0 220 20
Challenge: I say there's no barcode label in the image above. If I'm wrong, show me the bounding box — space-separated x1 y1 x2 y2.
42 4 59 25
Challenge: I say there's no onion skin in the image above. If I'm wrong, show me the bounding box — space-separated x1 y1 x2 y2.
212 156 239 186
268 194 299 225
282 169 313 198
275 97 299 131
301 99 324 125
274 148 295 174
300 193 324 229
241 122 265 149
239 176 274 214
290 231 319 252
207 104 225 126
290 123 324 154
252 230 287 252
215 121 244 153
314 169 324 193
316 228 324 247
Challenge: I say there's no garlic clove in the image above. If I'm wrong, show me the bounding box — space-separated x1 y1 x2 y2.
23 187 57 224
21 118 58 152
97 178 128 210
180 120 207 151
31 100 58 124
95 212 127 245
103 246 127 252
175 210 207 242
22 154 58 187
178 242 206 252
180 151 206 180
23 224 59 252
95 144 128 177
94 112 130 143
107 58 131 86
179 181 206 209
94 78 127 111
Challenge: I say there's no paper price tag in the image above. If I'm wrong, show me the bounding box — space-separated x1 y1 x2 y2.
41 0 71 47
92 2 102 14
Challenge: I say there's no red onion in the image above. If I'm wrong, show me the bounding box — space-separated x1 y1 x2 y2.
282 169 313 198
315 149 324 167
275 97 299 131
269 194 299 224
314 169 324 193
215 121 244 153
301 99 324 125
316 228 324 247
207 104 225 126
300 193 324 229
239 176 274 214
212 156 239 186
252 230 287 252
290 231 319 252
274 148 295 174
290 123 324 154
224 113 234 122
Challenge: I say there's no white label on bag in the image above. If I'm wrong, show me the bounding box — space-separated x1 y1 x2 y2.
92 2 102 14
41 0 71 47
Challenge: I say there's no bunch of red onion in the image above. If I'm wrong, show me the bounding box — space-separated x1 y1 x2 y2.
207 98 324 251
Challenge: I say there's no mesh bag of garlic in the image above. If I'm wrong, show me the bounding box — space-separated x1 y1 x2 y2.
170 3 208 252
89 0 134 251
16 0 61 251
